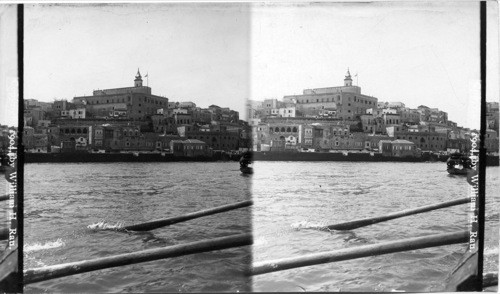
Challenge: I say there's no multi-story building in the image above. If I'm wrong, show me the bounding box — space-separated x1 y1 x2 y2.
378 139 417 157
282 70 378 120
72 70 169 120
393 130 448 151
170 139 210 157
184 129 241 151
24 108 45 127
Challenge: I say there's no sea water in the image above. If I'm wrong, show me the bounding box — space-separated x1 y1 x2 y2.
252 162 499 292
24 162 252 293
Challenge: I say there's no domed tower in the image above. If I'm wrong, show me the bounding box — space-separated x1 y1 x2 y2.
344 68 353 87
134 68 143 87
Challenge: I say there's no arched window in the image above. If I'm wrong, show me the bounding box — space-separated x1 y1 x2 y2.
77 129 81 134
71 129 75 134
420 138 425 143
281 127 285 132
292 127 297 132
286 127 291 132
275 127 279 132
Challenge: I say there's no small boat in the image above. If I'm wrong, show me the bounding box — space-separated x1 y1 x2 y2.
239 152 253 175
240 166 253 174
446 153 472 175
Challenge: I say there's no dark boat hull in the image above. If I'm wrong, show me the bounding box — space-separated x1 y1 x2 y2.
240 167 253 174
447 167 471 176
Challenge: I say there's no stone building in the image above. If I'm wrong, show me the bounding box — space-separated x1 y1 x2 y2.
393 131 448 151
72 69 169 120
282 69 378 120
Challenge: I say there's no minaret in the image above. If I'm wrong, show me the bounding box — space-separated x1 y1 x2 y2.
134 68 143 87
344 68 353 87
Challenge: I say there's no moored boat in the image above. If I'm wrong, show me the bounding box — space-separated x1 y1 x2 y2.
446 153 473 175
239 152 253 175
240 166 253 174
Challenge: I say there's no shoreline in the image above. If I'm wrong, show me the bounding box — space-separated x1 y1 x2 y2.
19 152 500 166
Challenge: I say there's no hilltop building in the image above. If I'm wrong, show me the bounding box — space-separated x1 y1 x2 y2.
282 69 378 120
72 69 169 120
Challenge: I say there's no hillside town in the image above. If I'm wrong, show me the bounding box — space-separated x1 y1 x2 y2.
1 69 499 160
248 69 499 157
19 70 251 158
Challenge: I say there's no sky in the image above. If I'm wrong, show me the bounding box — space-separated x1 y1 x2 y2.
250 1 499 130
1 2 499 129
0 5 18 127
23 3 250 121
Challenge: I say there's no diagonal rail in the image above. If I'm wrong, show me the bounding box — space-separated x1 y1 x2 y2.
123 200 252 231
0 195 9 202
252 230 468 275
326 197 470 231
24 233 252 284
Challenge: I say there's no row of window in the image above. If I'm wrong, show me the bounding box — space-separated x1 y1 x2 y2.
87 97 129 104
393 145 414 150
60 128 88 134
187 135 238 141
85 96 167 106
297 96 375 105
139 97 167 106
184 145 205 150
396 136 446 142
123 130 140 137
269 127 298 133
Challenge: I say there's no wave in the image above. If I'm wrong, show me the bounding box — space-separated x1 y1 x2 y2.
484 246 499 256
291 220 328 231
87 220 125 231
24 238 65 252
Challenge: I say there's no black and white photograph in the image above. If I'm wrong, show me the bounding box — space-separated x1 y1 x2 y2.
0 4 20 292
248 1 498 292
0 1 499 293
21 3 252 293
